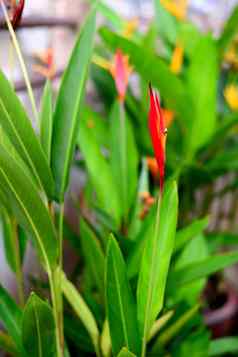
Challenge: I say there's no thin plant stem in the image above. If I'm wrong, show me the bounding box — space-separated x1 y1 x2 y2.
119 102 128 225
58 203 65 351
12 219 24 306
48 269 64 357
59 203 65 269
141 193 162 357
0 1 39 125
46 202 64 355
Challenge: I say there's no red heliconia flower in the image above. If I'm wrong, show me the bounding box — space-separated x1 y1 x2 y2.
148 84 167 193
6 0 25 29
110 49 132 102
33 48 56 79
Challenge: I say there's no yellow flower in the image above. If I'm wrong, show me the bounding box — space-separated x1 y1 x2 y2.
224 45 238 69
170 44 184 74
122 17 139 39
224 85 238 111
160 0 188 21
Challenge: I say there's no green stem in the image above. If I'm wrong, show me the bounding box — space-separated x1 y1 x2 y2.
48 269 64 357
46 203 64 356
1 1 39 125
58 203 65 353
119 102 128 224
12 220 24 306
59 204 65 269
141 194 161 357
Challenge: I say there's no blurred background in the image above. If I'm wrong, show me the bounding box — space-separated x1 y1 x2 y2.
1 0 238 326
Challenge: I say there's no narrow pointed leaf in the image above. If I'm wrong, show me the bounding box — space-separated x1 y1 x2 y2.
152 304 200 352
81 106 109 148
127 205 156 279
209 337 238 356
0 283 24 354
117 347 136 357
1 211 18 272
154 0 178 44
0 71 54 198
0 145 58 268
168 250 238 290
218 5 238 57
22 293 56 357
174 217 209 253
148 310 174 341
106 236 141 356
109 101 138 220
51 8 96 201
101 320 111 357
172 235 209 304
80 218 105 296
78 112 121 226
186 35 218 155
61 272 100 356
137 181 178 342
40 80 53 162
90 0 124 30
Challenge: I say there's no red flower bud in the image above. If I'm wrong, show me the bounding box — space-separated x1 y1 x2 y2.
5 0 25 29
110 49 132 102
148 84 167 193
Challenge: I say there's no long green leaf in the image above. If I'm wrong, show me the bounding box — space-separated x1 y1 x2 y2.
152 304 200 351
80 218 105 296
154 0 178 44
137 181 178 345
0 71 54 198
168 250 238 290
218 5 238 57
81 106 109 148
90 0 124 30
78 110 121 226
172 235 209 304
209 337 238 356
40 80 53 163
22 293 56 357
51 8 96 201
1 211 18 273
109 101 138 220
0 283 24 354
0 145 58 269
127 205 156 279
148 310 174 342
186 35 218 155
174 217 209 253
1 209 27 274
100 27 192 129
61 272 100 357
106 236 141 356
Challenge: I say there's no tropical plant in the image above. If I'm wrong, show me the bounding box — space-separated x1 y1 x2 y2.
1 1 238 357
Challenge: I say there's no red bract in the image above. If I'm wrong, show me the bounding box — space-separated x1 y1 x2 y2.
8 0 25 29
110 49 132 102
148 84 167 193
